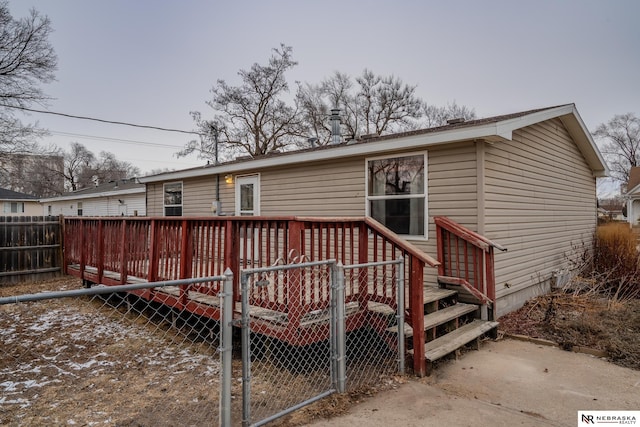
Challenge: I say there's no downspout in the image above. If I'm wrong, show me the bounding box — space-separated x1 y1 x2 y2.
476 139 488 319
476 140 486 235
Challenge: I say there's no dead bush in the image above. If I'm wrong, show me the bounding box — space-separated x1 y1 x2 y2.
574 223 640 301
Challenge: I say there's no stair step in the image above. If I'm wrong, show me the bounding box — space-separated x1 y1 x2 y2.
386 303 479 337
423 286 457 304
408 319 498 362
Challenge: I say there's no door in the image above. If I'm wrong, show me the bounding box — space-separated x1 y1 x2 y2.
235 175 260 216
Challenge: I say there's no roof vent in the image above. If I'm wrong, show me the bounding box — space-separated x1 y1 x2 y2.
330 109 342 145
446 117 465 125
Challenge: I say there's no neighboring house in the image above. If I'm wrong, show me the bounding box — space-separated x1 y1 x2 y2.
138 104 608 316
40 178 146 217
624 167 640 225
0 188 41 216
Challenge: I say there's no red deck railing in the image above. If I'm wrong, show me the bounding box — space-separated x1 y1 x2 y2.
434 216 506 318
63 216 440 374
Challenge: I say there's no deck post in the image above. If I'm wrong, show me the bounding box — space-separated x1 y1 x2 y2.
357 222 369 308
179 219 192 306
97 219 104 284
79 220 86 282
410 256 426 376
224 220 240 299
119 219 127 284
436 224 445 277
286 220 304 332
148 219 159 282
485 247 496 320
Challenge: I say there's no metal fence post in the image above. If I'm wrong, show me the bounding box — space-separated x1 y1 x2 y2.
241 272 251 427
334 262 346 393
220 268 234 427
397 258 405 374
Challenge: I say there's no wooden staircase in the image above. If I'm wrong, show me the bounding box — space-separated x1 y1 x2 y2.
388 281 498 376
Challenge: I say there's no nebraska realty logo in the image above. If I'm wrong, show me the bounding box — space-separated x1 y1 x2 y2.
579 411 639 426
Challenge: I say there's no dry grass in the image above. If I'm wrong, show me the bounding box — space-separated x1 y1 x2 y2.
589 223 640 300
500 224 640 371
500 293 640 370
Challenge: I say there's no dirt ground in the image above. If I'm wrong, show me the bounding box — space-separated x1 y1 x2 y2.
0 277 399 426
499 291 640 370
2 278 638 426
0 277 238 426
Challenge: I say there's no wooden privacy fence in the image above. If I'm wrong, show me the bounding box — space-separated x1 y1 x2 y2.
0 216 63 284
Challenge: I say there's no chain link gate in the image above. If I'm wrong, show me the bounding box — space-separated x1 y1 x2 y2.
238 258 404 427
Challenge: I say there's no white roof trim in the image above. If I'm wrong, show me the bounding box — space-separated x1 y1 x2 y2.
0 198 40 203
139 104 609 183
626 182 640 197
39 187 145 203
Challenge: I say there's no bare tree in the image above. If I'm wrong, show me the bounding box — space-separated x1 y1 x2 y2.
297 70 474 146
182 44 305 160
0 1 57 156
355 69 424 136
63 142 94 191
594 113 640 184
421 101 476 128
89 151 140 185
60 143 138 191
0 148 63 196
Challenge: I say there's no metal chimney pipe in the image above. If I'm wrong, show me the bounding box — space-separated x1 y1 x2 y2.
330 109 342 145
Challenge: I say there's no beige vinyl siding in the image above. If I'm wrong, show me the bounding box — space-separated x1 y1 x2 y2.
146 183 161 216
427 142 478 229
420 141 479 282
260 157 365 216
182 176 232 216
484 119 596 315
146 176 233 217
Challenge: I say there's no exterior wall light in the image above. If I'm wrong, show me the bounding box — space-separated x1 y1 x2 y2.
225 174 233 184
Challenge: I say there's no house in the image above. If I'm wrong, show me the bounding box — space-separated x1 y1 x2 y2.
0 188 41 216
138 104 608 316
40 178 146 217
624 167 640 225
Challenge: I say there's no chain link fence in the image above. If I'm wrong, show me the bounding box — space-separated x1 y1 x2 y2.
239 259 404 427
343 259 405 391
2 259 405 427
0 275 232 427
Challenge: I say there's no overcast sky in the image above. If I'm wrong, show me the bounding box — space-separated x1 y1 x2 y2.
7 0 639 178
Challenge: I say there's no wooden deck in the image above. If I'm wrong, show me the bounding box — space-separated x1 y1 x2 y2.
63 215 499 376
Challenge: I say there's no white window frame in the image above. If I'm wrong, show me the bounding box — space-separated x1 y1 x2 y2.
235 174 260 216
365 151 428 240
4 202 25 214
163 181 183 216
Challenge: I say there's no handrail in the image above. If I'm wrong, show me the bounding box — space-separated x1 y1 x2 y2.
433 216 507 252
363 217 441 268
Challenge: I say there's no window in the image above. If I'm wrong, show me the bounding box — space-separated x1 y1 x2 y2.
164 182 183 216
366 153 426 237
77 201 83 216
3 202 25 214
235 175 260 216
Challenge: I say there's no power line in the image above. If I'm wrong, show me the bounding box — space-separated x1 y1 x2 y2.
49 130 186 148
1 104 204 136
